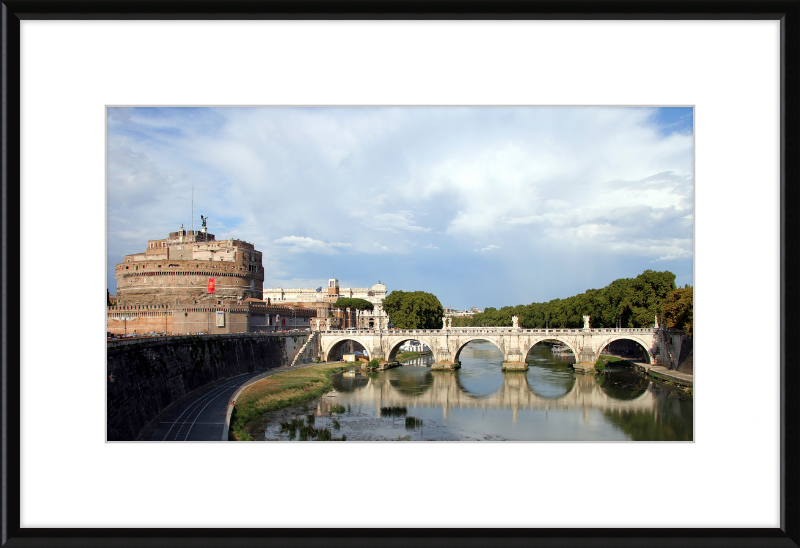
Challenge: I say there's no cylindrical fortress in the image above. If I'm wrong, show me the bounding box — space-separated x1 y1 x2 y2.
114 226 264 306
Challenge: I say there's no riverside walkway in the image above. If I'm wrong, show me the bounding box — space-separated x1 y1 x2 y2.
633 362 693 387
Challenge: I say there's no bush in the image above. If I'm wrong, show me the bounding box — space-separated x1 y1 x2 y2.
382 290 444 329
380 406 407 417
367 358 380 369
333 297 374 311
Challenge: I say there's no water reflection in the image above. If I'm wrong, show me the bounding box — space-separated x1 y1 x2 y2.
266 340 692 441
525 344 576 399
455 340 505 396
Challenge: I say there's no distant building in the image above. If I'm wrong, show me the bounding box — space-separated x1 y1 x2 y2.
264 278 390 330
399 340 428 352
444 306 483 318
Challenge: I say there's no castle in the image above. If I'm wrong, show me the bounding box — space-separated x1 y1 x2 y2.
114 224 264 306
108 223 314 336
107 223 388 336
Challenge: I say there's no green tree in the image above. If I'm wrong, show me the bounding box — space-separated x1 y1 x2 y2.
332 297 374 311
661 286 693 336
382 290 444 329
620 270 677 327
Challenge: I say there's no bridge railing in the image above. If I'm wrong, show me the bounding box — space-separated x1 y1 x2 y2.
319 327 658 336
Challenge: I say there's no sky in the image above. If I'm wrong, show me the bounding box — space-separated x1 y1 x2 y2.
107 107 693 310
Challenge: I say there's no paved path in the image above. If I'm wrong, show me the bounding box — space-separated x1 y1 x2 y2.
633 362 693 387
146 362 324 442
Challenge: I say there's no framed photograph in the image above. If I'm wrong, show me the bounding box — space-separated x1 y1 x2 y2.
3 1 797 546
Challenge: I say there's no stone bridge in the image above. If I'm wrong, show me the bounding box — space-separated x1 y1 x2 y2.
318 321 686 372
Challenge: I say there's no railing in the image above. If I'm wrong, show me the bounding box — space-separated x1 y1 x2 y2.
319 327 659 336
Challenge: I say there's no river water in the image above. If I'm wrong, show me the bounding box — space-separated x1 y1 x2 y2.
263 340 693 442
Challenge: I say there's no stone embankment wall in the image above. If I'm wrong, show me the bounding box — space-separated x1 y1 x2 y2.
107 333 308 441
677 336 693 374
290 332 320 366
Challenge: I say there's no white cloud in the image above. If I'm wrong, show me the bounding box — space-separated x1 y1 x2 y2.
107 106 694 305
272 236 351 255
368 211 430 233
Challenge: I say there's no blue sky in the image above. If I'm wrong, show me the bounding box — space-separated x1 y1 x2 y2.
107 107 693 309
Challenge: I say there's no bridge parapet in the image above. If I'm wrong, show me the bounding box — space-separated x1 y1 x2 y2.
321 327 657 335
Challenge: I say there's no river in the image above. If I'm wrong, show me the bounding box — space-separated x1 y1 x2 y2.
262 340 693 441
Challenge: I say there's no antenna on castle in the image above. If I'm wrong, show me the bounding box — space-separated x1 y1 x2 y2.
191 185 194 235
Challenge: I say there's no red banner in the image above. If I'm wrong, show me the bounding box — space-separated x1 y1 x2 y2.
207 278 215 293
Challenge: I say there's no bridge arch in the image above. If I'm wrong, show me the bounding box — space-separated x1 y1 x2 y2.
522 337 578 362
522 339 578 399
595 336 654 364
453 337 504 364
386 336 437 362
323 336 372 362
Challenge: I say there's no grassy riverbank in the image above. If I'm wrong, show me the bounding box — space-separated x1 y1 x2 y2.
229 363 349 441
395 351 421 362
594 354 634 372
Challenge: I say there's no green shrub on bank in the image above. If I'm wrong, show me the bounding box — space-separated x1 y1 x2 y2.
380 406 407 417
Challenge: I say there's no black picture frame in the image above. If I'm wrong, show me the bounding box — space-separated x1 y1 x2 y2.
2 1 797 547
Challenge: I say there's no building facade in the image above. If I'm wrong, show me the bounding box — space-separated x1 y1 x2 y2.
264 278 390 330
114 224 264 306
444 306 484 318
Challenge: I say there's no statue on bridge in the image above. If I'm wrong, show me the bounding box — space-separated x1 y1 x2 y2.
583 315 591 329
443 317 448 330
448 317 452 329
512 316 519 329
